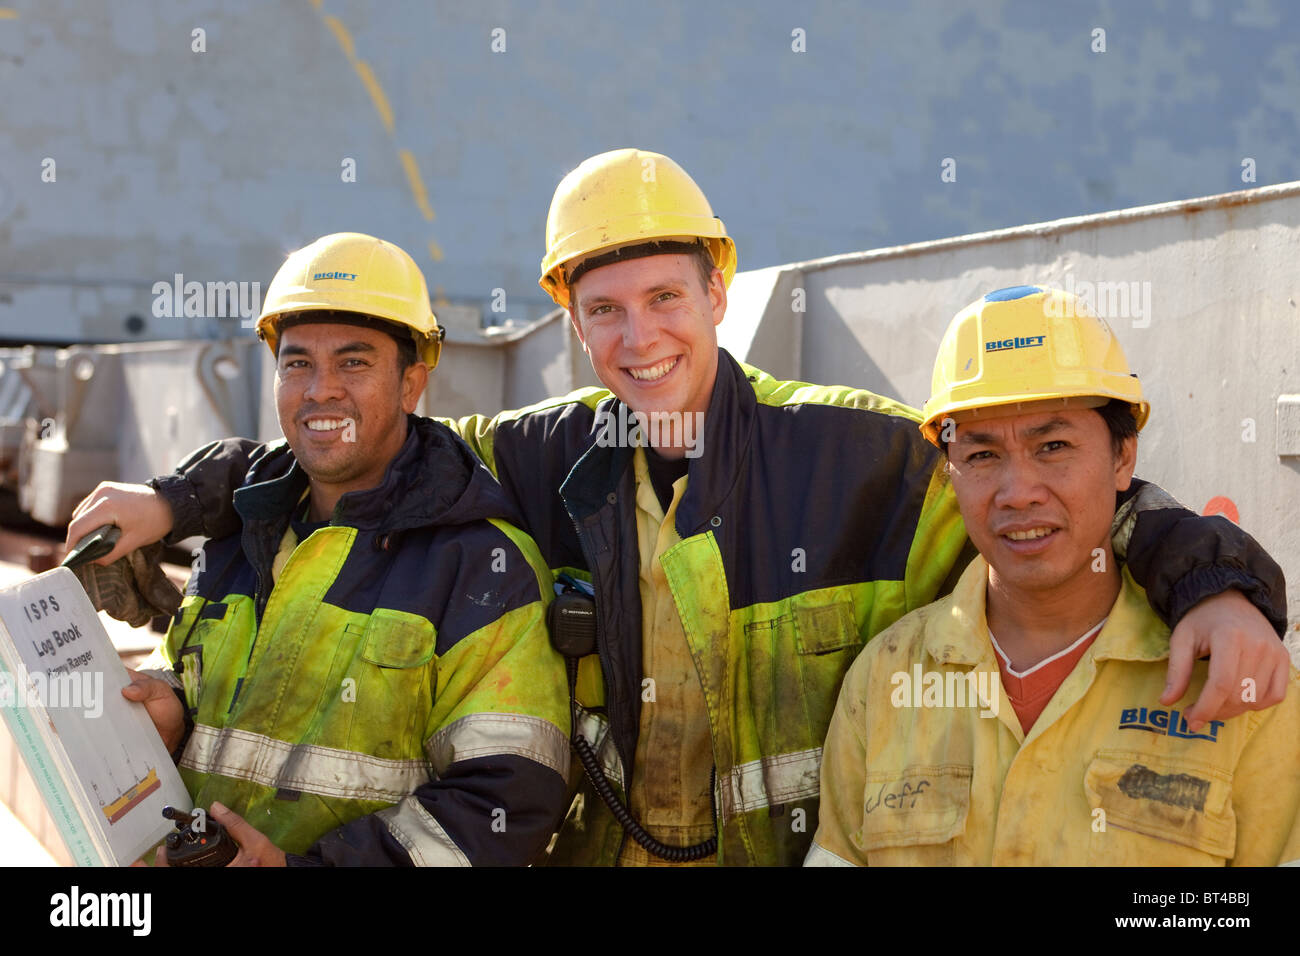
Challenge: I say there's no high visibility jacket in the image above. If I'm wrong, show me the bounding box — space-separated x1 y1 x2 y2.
152 350 1287 865
808 557 1300 866
154 416 570 865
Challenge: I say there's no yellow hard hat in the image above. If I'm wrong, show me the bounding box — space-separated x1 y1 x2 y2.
257 232 445 369
920 285 1150 446
538 148 737 308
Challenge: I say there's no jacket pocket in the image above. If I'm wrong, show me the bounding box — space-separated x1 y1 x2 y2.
170 598 250 722
793 600 859 656
174 602 228 708
858 764 971 865
793 597 864 747
348 611 437 758
741 595 862 761
362 610 437 669
1085 750 1235 864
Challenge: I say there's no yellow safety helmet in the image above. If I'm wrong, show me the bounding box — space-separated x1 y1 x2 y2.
256 232 445 369
920 285 1150 446
538 148 737 308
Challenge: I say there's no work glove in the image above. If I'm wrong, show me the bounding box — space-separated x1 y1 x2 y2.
71 541 183 628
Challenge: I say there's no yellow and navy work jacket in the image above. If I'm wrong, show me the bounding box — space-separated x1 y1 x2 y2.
809 558 1300 866
155 416 570 865
155 351 1286 866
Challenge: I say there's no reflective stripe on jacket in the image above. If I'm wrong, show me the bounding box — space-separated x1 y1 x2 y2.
161 416 570 864
810 557 1300 865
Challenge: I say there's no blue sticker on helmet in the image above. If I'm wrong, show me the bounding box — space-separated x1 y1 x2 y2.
983 285 1041 302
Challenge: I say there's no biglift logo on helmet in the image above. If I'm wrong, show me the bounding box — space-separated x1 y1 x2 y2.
919 283 1150 446
257 233 445 370
985 335 1045 352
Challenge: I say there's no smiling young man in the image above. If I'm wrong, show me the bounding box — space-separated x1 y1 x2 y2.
108 233 570 866
69 152 1293 867
808 286 1300 866
569 249 722 442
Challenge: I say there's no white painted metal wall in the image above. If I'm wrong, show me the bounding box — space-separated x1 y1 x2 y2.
720 182 1300 626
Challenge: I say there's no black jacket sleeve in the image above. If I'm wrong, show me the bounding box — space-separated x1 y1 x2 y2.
148 437 262 542
1117 478 1287 636
285 755 567 867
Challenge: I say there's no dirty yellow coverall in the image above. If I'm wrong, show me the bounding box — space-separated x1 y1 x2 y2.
809 557 1300 866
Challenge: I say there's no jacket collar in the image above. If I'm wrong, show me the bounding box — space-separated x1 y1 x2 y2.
560 348 757 534
234 414 519 533
926 556 1171 668
674 349 756 537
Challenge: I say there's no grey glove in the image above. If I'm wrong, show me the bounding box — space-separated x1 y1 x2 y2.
72 541 183 628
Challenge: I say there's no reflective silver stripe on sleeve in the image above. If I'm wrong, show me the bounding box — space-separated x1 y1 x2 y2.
718 747 822 820
575 708 623 788
376 795 471 867
426 712 570 779
804 841 857 867
182 724 429 802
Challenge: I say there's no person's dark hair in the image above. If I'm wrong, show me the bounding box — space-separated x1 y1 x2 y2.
274 310 417 375
1094 398 1139 458
940 398 1138 459
568 239 717 308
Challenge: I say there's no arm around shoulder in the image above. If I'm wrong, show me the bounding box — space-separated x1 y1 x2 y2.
1118 478 1286 634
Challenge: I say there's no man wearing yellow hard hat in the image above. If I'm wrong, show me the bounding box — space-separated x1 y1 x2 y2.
72 153 1292 867
73 232 570 866
808 286 1300 865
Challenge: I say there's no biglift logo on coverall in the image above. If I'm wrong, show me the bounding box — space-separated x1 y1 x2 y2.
1118 706 1225 742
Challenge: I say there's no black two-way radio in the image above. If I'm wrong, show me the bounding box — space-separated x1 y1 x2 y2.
547 573 718 863
161 806 239 867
